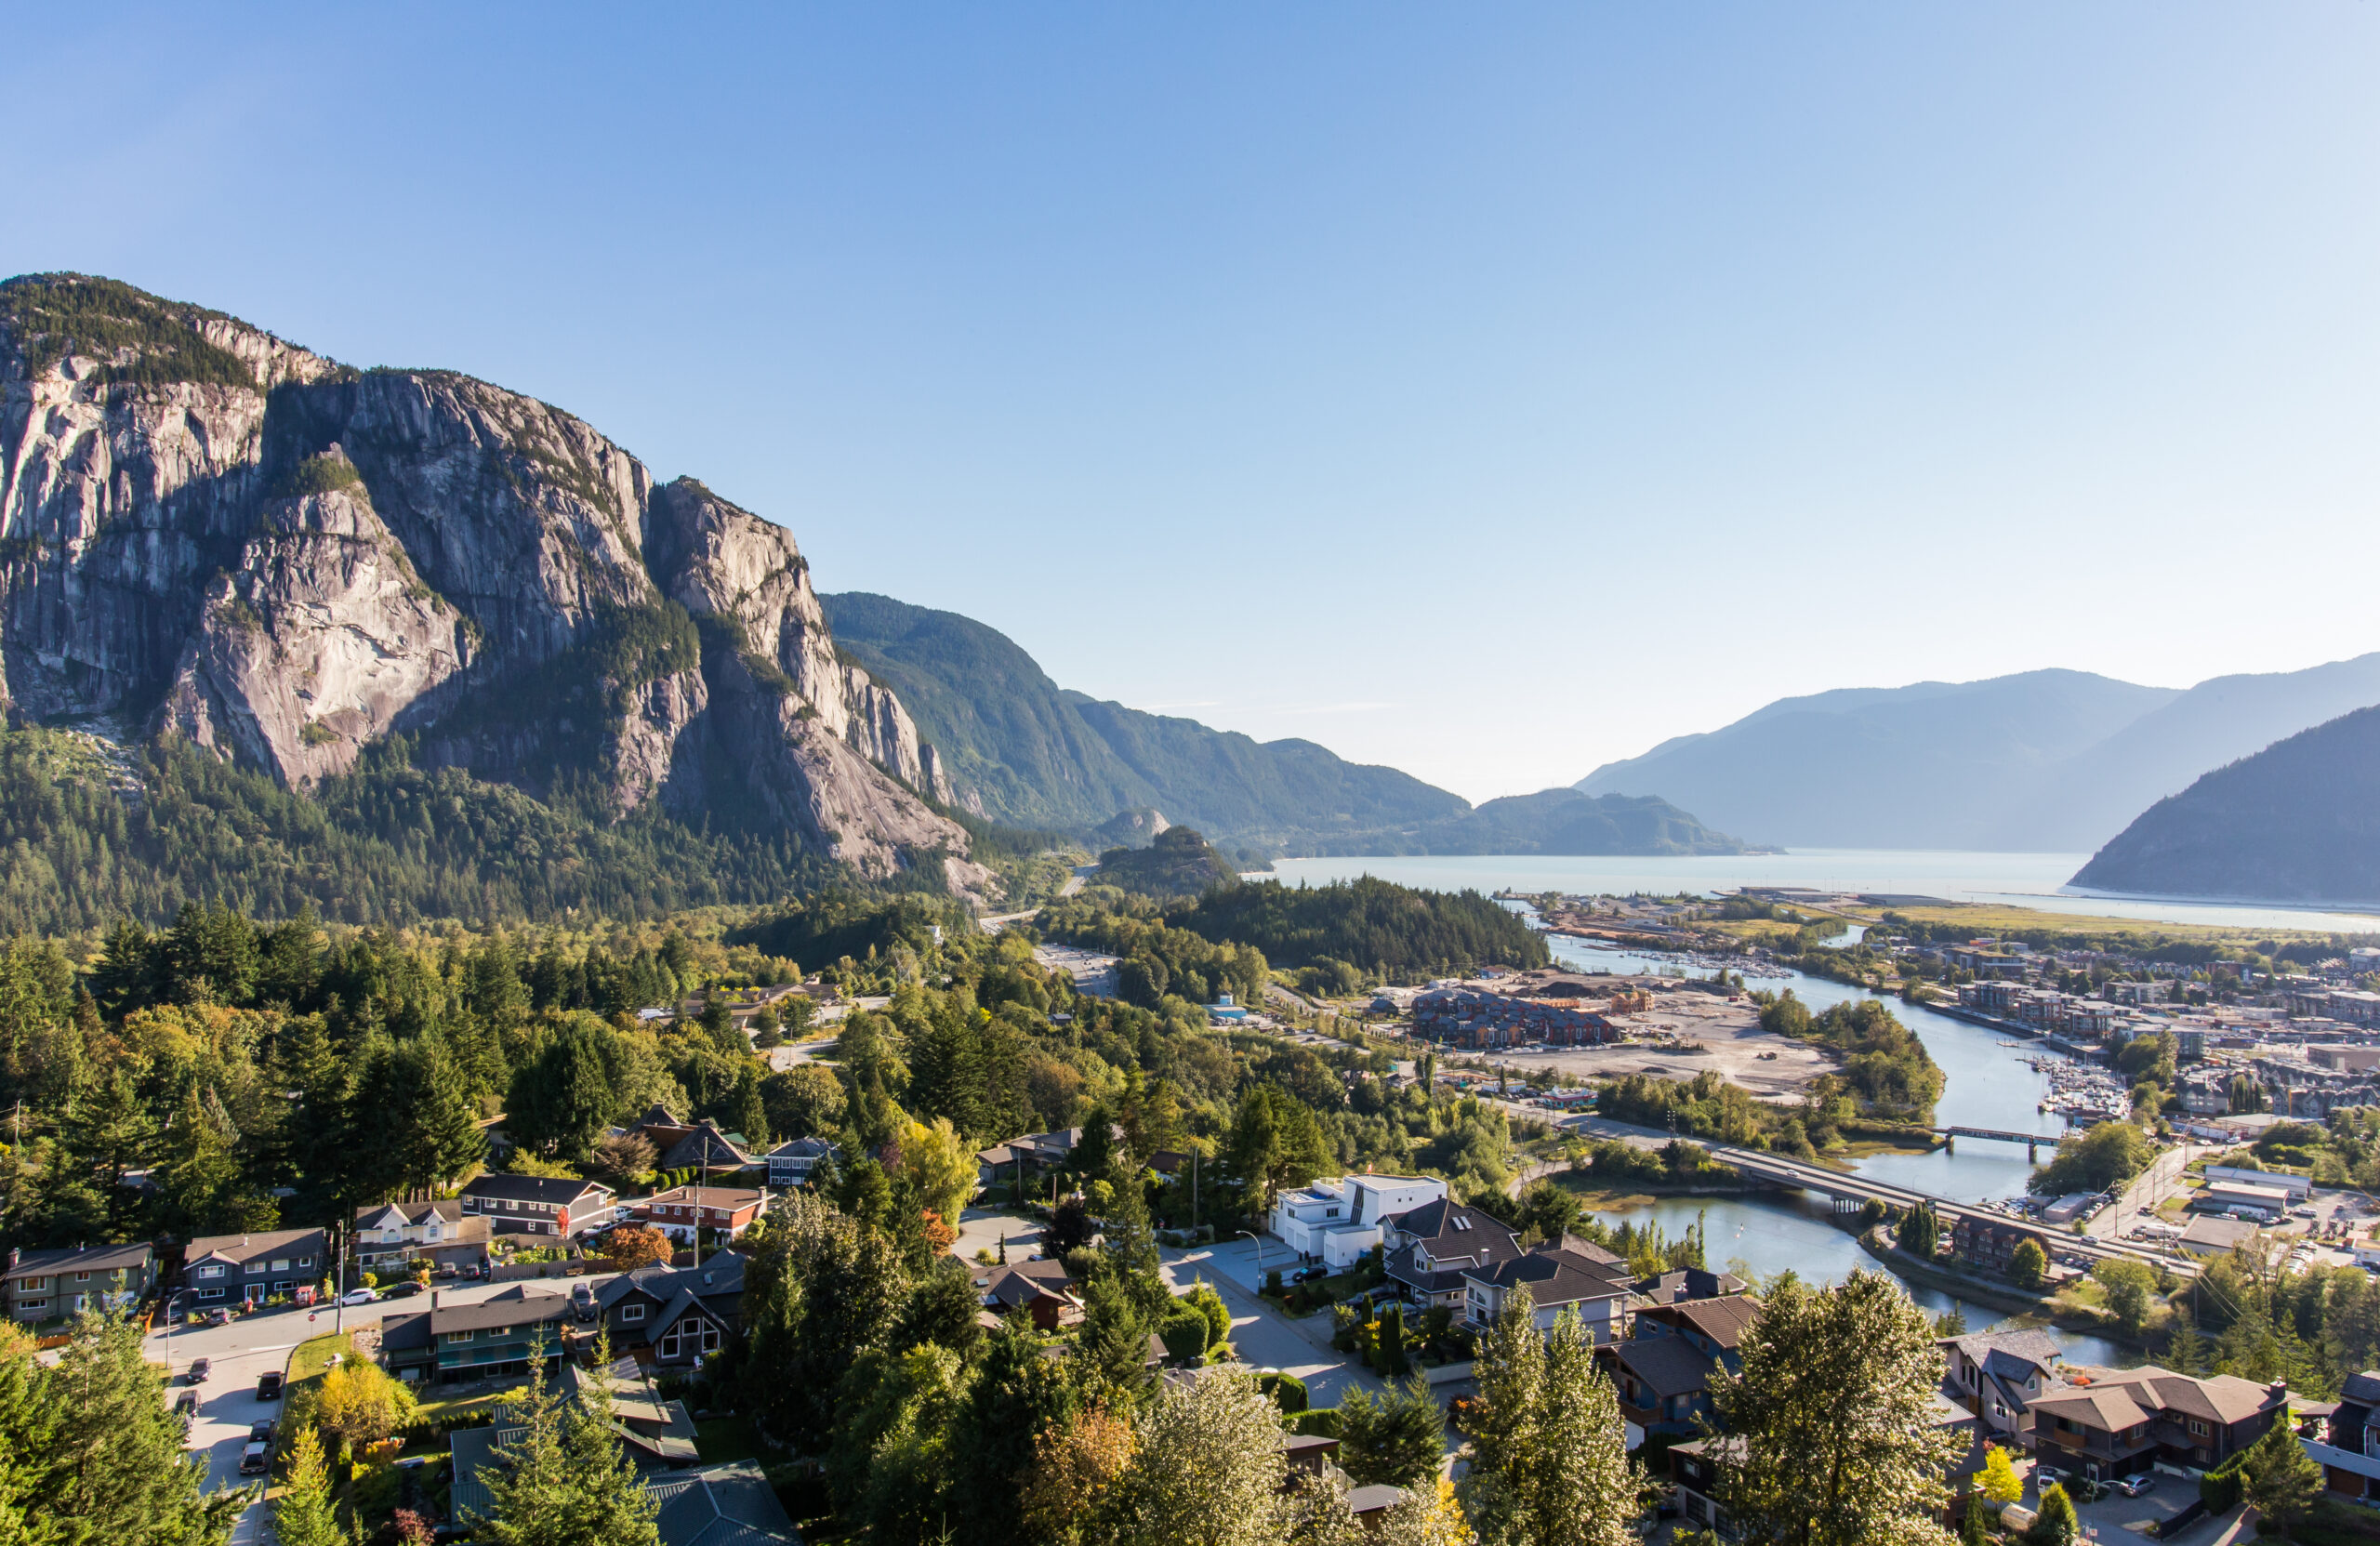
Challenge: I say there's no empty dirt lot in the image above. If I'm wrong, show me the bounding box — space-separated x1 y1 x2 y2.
1492 995 1841 1100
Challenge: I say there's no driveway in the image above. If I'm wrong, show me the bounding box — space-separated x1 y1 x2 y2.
1159 1235 1388 1410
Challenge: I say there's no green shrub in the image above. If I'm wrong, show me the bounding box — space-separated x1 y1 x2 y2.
2201 1451 2248 1513
1158 1308 1210 1364
1258 1372 1309 1414
1287 1407 1342 1438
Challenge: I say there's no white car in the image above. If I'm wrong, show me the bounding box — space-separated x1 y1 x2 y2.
338 1288 378 1306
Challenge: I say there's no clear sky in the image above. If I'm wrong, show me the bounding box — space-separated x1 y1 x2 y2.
5 6 2375 803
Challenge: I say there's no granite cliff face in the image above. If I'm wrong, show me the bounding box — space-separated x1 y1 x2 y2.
0 274 981 896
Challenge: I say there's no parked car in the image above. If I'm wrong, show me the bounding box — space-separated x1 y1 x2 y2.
172 1389 199 1417
185 1358 211 1384
206 1307 233 1327
2116 1474 2155 1497
248 1420 275 1444
571 1283 596 1321
239 1442 270 1475
257 1370 284 1400
1293 1266 1329 1284
382 1281 427 1299
339 1288 378 1306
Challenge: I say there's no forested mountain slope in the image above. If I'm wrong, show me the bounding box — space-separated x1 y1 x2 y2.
2072 706 2380 905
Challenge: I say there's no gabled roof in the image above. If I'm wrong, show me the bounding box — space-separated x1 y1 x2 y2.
764 1137 838 1161
656 1123 755 1171
430 1285 574 1335
597 1256 747 1313
2034 1365 2284 1432
1941 1328 2065 1374
460 1174 613 1206
634 1103 681 1129
1642 1294 1761 1349
2342 1371 2380 1407
1 1242 152 1282
647 1460 801 1546
379 1310 434 1354
1607 1335 1719 1400
2030 1384 2155 1433
186 1227 327 1264
354 1198 467 1228
1463 1245 1633 1307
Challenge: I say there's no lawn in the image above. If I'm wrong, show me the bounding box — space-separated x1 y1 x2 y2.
694 1415 766 1464
288 1330 355 1386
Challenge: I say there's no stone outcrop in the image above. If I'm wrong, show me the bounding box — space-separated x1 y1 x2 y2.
0 273 981 898
158 450 474 782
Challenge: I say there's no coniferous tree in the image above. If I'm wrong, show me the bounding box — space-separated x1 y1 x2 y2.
473 1350 659 1546
1461 1287 1636 1546
273 1425 351 1546
0 1323 61 1546
41 1310 248 1545
1336 1375 1446 1488
2241 1418 2321 1536
1710 1271 1963 1546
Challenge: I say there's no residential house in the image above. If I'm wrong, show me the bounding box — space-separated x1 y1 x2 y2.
1634 1267 1752 1305
1938 1328 2066 1444
975 1259 1081 1332
2311 1370 2380 1500
1459 1237 1635 1343
635 1185 765 1246
351 1200 493 1275
595 1256 747 1368
974 1126 1095 1191
763 1136 840 1188
183 1228 328 1306
649 1119 757 1178
1382 1198 1526 1309
1603 1294 1760 1437
399 1284 573 1384
1270 1174 1448 1270
2028 1366 2286 1482
3 1243 154 1323
456 1174 615 1240
649 1460 802 1546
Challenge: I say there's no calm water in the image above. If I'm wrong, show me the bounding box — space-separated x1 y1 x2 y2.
1267 849 2380 932
1545 932 2122 1358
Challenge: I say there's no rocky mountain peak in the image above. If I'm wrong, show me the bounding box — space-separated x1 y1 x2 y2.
0 275 983 900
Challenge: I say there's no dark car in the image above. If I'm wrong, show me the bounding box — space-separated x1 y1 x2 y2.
186 1357 212 1384
249 1420 275 1444
381 1281 427 1299
257 1370 284 1401
1294 1266 1329 1283
239 1441 270 1475
206 1308 233 1328
172 1389 199 1417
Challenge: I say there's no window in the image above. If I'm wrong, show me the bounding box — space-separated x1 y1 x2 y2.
74 1272 90 1283
447 1330 474 1343
247 1262 267 1274
506 1200 520 1212
2188 1420 2209 1436
17 1298 46 1314
271 1259 290 1272
19 1277 46 1291
621 1303 646 1324
298 1257 314 1269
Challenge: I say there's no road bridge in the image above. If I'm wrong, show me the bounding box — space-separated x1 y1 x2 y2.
1706 1144 2198 1277
1932 1126 2057 1159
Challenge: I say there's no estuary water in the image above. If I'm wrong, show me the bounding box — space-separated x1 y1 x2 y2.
1266 849 2380 932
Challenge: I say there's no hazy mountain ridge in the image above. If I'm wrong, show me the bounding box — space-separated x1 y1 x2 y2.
824 592 1752 856
2073 706 2380 905
1580 658 2380 852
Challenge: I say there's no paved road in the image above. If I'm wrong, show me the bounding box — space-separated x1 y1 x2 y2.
1160 1236 1387 1409
152 1275 601 1540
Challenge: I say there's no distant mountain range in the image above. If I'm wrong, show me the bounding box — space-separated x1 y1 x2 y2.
823 592 1748 858
1577 655 2380 853
2073 706 2380 907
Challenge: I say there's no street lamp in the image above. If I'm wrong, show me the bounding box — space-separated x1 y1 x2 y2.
159 1288 200 1385
1236 1229 1267 1286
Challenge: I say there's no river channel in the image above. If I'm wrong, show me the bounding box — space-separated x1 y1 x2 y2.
1540 932 2125 1361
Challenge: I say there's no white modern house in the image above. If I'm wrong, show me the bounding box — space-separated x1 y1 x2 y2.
1268 1174 1448 1269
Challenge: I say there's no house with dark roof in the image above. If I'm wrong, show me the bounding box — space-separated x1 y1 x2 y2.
594 1256 747 1368
456 1174 615 1240
764 1136 840 1188
2029 1365 2286 1482
2312 1370 2380 1500
424 1285 574 1382
3 1243 154 1324
648 1460 802 1546
975 1259 1081 1332
1602 1294 1761 1436
1459 1238 1635 1341
651 1121 758 1176
183 1228 328 1305
449 1360 734 1532
352 1199 492 1275
1382 1198 1526 1308
1938 1328 2066 1443
975 1127 1093 1190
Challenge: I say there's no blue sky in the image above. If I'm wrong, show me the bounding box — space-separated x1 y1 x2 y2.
5 6 2375 801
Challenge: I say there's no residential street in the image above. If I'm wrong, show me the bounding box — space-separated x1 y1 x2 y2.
150 1275 602 1541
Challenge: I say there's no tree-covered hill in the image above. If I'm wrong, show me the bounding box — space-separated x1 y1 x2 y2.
2073 704 2380 905
1091 826 1239 898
